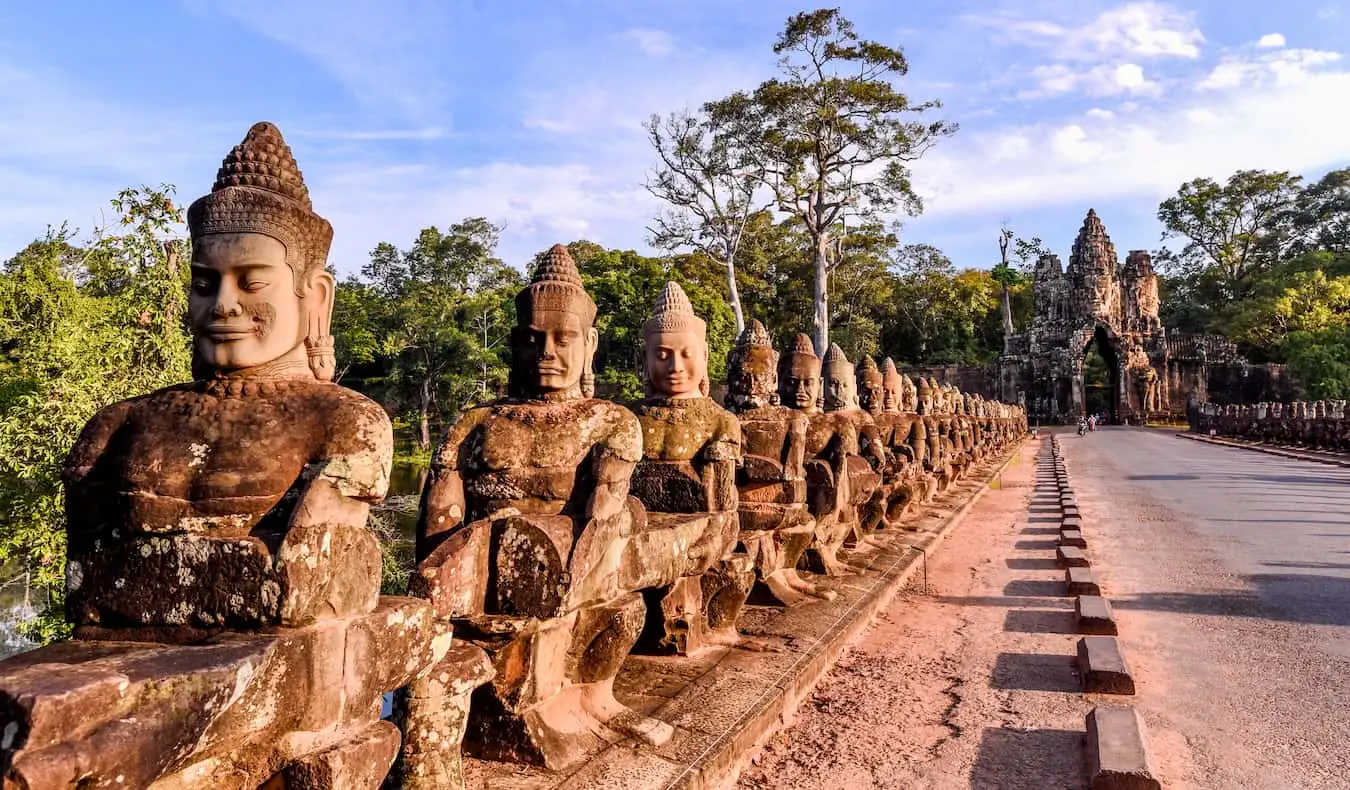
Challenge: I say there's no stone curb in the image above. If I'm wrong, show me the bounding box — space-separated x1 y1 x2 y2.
652 439 1034 790
1175 432 1350 468
1085 706 1162 790
1077 636 1136 695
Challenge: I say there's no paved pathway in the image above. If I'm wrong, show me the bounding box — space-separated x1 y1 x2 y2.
1065 427 1350 789
740 429 1350 789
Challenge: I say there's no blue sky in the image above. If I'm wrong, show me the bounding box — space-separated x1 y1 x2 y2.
2 0 1348 277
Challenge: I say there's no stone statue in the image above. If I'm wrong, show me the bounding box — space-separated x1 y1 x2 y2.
724 320 832 604
414 245 670 770
626 282 753 653
780 336 872 575
1 122 469 790
857 357 922 530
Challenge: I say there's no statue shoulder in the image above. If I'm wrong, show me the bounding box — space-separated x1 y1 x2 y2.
61 384 191 485
584 398 642 462
307 383 394 501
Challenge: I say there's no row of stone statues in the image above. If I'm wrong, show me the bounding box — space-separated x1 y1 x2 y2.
1189 400 1350 452
0 122 1025 790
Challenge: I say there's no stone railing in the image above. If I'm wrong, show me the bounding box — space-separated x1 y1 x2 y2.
1188 400 1350 452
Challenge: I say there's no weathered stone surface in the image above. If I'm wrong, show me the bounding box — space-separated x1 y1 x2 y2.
1077 636 1136 694
1060 529 1088 548
1190 398 1350 454
1085 706 1162 790
279 720 400 790
1057 545 1090 568
1075 595 1118 635
1067 566 1102 596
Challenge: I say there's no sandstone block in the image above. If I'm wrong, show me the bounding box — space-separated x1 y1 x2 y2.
1086 706 1161 790
1057 545 1090 568
1075 595 1117 635
1077 636 1135 694
1067 567 1101 596
1060 529 1087 548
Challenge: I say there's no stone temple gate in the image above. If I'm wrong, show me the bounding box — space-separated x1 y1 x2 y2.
999 209 1262 425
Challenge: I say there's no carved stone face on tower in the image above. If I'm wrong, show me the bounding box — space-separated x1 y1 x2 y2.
511 245 599 399
643 282 708 399
856 356 884 414
780 334 822 412
186 121 336 380
822 344 858 411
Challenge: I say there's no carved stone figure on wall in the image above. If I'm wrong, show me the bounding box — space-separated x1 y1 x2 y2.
821 345 886 546
1 121 462 790
724 320 832 604
414 245 671 770
627 282 754 653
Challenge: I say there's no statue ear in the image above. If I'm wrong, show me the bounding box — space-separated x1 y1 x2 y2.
304 269 337 381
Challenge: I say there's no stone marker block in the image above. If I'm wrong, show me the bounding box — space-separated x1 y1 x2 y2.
1066 566 1101 596
1075 595 1117 635
1086 706 1161 790
1060 529 1087 548
1077 636 1135 694
1063 506 1082 519
1057 545 1090 568
1060 488 1076 497
1062 515 1083 530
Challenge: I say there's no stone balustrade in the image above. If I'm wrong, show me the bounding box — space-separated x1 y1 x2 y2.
0 120 1028 790
1188 400 1350 452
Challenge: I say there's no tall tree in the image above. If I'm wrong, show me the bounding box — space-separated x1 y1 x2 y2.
646 110 767 333
706 8 955 353
1156 169 1303 298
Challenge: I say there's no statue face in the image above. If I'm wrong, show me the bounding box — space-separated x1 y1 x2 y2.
730 347 776 400
646 328 707 399
782 363 821 411
858 372 884 413
514 308 596 395
825 370 856 411
190 233 307 373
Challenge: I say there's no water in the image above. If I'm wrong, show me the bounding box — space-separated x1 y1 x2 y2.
0 566 43 660
381 462 428 539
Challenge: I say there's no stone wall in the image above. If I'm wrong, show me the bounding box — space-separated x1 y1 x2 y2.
1190 399 1348 452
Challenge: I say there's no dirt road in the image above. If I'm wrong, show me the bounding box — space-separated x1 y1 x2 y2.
740 439 1099 789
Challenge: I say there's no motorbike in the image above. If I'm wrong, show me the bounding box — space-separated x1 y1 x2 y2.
1077 422 1087 436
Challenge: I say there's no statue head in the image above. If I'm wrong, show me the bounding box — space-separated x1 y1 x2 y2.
900 373 918 412
822 344 858 412
916 376 933 415
643 282 708 398
187 122 336 380
509 244 599 400
779 334 822 413
880 358 903 413
855 356 884 414
726 319 778 409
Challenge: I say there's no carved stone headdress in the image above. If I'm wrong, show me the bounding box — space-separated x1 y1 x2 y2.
726 319 779 408
822 344 853 380
517 244 597 325
881 358 903 412
188 122 333 289
644 281 709 396
188 121 336 379
781 333 821 376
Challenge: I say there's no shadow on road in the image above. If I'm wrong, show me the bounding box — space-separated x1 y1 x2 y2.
1002 580 1064 597
990 652 1079 692
1005 558 1060 570
1113 573 1350 627
971 727 1085 790
1003 609 1077 635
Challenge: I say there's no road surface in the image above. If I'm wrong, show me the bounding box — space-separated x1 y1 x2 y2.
740 430 1350 789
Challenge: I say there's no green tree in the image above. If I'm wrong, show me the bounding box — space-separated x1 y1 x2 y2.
706 8 955 353
1156 169 1303 299
350 219 521 450
0 186 192 644
887 244 998 364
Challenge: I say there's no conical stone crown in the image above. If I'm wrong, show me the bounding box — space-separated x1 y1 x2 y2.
822 343 852 377
644 281 705 338
738 319 773 350
517 243 596 324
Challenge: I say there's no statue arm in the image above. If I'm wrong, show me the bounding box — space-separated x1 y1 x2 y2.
415 410 482 560
784 414 808 482
586 406 643 523
61 399 136 547
289 397 394 535
700 414 742 513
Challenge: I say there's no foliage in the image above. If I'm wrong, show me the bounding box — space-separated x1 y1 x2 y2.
886 244 1000 364
0 186 192 644
703 8 955 351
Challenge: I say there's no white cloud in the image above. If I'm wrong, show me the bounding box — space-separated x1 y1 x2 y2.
1198 48 1343 90
1022 62 1161 98
622 28 676 57
914 56 1350 218
1257 33 1287 49
1086 108 1116 120
981 1 1204 61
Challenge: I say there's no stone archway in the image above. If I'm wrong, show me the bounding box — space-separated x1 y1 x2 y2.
1080 325 1123 423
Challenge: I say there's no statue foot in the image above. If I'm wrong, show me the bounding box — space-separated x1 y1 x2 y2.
785 569 838 601
577 680 674 747
761 570 811 606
